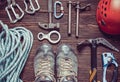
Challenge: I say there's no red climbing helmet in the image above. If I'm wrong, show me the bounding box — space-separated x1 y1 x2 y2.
96 0 120 35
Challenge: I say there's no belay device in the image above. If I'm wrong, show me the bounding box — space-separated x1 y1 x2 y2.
96 0 120 35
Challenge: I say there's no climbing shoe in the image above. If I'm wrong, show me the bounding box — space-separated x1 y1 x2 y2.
34 43 56 82
56 44 78 82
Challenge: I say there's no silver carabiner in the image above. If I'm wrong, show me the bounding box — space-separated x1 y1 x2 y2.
5 0 24 23
24 0 40 14
54 1 64 19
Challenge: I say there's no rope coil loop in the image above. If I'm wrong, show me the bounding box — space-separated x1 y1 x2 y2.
0 20 33 82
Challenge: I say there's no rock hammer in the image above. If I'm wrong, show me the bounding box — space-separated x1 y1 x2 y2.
77 38 119 82
38 0 59 30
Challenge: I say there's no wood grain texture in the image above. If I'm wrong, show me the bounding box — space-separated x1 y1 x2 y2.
0 0 120 82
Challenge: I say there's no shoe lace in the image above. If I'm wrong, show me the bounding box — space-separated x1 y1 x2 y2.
58 58 77 82
36 57 54 77
60 58 75 76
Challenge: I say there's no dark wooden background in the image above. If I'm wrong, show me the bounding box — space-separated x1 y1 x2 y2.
0 0 120 82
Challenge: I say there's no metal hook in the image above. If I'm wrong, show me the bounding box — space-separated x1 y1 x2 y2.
72 2 91 12
54 1 64 19
24 0 40 14
5 0 24 23
79 4 91 11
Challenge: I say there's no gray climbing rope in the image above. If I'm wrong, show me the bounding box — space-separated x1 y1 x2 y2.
0 20 33 82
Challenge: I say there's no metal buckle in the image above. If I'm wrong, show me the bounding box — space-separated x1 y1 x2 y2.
54 1 64 19
24 0 40 14
5 0 24 23
102 52 118 82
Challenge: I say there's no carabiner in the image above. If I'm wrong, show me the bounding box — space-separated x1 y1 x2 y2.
102 52 118 82
24 0 40 14
5 0 24 23
54 1 64 19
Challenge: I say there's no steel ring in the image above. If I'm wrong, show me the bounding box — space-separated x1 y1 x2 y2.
48 31 61 44
37 32 44 40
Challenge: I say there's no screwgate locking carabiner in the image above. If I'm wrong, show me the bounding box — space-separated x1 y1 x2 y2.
37 31 61 44
5 0 24 23
102 52 118 82
24 0 40 14
54 1 64 19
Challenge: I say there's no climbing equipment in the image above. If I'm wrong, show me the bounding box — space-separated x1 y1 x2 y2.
102 52 118 82
38 22 60 30
96 0 120 35
5 0 24 23
38 0 60 30
67 1 91 37
77 38 119 82
24 0 40 14
74 3 91 38
54 1 64 19
89 68 97 82
37 30 61 44
0 20 33 82
67 1 72 36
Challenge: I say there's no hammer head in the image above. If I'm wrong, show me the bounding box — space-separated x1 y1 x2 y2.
77 38 119 52
38 22 60 30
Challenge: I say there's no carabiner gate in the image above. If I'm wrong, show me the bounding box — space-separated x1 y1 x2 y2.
54 1 64 19
102 52 118 82
24 0 40 14
5 0 24 23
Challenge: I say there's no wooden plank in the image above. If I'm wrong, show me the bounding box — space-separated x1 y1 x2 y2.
0 0 120 82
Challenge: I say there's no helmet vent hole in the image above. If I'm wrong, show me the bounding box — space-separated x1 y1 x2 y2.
105 1 108 5
104 8 107 11
104 13 107 17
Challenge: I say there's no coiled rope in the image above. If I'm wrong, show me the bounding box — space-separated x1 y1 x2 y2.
0 20 33 82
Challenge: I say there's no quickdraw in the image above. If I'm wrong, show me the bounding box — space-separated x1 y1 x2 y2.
5 0 24 23
24 0 40 14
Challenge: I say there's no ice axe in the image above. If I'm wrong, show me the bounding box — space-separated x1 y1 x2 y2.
77 38 119 82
